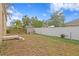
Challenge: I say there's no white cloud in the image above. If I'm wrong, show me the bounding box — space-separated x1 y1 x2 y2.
73 12 78 16
11 16 20 20
42 13 47 17
11 6 15 10
7 9 13 14
7 6 15 14
50 3 79 13
7 6 23 26
7 6 23 20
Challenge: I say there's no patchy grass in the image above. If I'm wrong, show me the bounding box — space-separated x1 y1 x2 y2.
0 33 79 56
36 34 79 45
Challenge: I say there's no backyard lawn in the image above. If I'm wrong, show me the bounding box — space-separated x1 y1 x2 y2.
0 33 79 56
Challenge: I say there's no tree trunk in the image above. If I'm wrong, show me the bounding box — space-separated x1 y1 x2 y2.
0 3 6 43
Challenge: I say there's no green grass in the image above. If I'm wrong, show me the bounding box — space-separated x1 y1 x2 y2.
35 33 79 45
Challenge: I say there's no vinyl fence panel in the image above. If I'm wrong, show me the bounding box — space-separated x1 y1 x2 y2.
34 26 79 40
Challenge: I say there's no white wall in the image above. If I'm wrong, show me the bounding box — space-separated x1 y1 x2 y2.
34 26 79 40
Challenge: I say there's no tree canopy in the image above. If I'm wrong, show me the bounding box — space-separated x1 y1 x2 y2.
10 20 22 29
48 11 65 27
31 16 43 28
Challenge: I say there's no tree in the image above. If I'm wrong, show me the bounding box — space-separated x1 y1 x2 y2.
10 20 22 29
42 20 48 27
22 15 30 28
31 16 43 28
2 3 12 34
22 15 31 33
48 11 65 27
2 3 13 21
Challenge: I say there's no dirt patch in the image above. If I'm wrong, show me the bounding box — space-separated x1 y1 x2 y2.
0 34 79 56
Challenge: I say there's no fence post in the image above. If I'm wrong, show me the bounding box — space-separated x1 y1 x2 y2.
70 32 72 40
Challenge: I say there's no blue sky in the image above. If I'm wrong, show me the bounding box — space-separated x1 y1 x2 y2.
7 3 79 26
11 3 50 20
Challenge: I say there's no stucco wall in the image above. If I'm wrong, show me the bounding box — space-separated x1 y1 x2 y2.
34 26 79 40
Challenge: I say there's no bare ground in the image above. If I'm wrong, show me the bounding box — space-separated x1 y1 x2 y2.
0 34 79 56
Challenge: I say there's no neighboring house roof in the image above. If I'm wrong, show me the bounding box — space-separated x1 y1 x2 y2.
65 19 79 26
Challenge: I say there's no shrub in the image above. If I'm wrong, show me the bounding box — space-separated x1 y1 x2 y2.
6 29 11 34
60 34 65 38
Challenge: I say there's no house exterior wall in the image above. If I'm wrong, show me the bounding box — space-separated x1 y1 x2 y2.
0 3 6 38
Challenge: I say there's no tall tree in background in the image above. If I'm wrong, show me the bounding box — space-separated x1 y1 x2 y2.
42 20 48 27
31 16 43 28
59 12 64 26
22 15 31 28
48 11 65 27
10 20 22 29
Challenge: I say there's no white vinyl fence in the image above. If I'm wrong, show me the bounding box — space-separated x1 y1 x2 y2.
34 26 79 40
